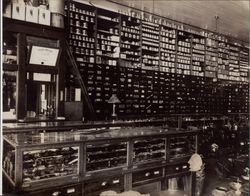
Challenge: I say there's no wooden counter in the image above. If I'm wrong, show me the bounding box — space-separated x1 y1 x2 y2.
3 125 198 196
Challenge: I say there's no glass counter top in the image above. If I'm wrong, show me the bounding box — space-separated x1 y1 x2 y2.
3 126 196 147
2 119 170 132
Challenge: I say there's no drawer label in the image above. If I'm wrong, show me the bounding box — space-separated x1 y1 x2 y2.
67 188 75 193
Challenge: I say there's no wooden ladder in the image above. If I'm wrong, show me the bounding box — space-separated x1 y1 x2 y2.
65 41 96 120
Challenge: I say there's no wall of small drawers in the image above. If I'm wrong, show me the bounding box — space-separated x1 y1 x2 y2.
65 0 249 120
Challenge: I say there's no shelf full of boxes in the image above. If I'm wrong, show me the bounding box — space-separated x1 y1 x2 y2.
64 0 249 118
3 1 64 28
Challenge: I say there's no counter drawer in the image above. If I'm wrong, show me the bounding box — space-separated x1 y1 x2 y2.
26 184 82 196
132 167 163 184
84 176 124 196
166 163 189 174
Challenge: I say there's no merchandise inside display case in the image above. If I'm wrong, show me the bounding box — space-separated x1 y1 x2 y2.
86 142 127 171
22 147 79 183
2 125 198 195
169 135 196 161
133 138 166 164
3 141 16 183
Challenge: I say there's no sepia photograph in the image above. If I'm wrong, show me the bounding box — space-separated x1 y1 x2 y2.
1 0 249 195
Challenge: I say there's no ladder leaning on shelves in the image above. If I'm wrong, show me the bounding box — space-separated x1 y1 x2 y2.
65 41 96 120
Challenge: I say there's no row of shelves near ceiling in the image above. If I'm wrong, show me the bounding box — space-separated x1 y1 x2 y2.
65 1 249 83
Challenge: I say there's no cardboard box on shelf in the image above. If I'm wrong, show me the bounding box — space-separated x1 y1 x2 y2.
51 13 64 28
3 3 12 18
26 6 38 23
12 3 26 21
38 8 51 26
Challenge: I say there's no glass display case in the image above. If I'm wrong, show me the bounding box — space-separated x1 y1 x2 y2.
133 138 166 164
3 132 82 191
169 135 196 161
22 147 79 183
2 125 198 195
86 141 127 171
3 140 16 183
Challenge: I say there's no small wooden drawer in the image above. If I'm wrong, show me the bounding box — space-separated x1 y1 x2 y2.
166 163 190 174
27 184 82 196
132 167 163 184
84 176 124 196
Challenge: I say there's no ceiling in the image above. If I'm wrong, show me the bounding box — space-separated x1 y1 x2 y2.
86 0 249 42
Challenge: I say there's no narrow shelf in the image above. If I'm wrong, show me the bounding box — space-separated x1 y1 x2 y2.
96 54 119 59
2 63 18 71
98 29 119 36
70 24 89 30
142 29 159 36
97 37 120 43
97 16 119 24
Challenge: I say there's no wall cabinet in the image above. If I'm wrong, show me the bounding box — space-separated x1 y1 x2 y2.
65 0 249 120
3 18 66 121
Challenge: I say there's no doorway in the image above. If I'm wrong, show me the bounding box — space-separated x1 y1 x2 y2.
26 80 56 119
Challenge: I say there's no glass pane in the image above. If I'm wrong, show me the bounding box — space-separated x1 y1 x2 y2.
2 32 17 65
26 72 57 118
133 138 166 163
86 142 127 171
22 146 79 184
3 71 17 120
169 135 196 160
3 140 16 182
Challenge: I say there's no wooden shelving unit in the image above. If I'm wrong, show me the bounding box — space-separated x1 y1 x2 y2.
65 0 249 119
3 17 66 120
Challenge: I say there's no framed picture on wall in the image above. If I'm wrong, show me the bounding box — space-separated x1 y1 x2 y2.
28 45 60 66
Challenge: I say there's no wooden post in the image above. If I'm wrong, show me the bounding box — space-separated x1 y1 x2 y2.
16 33 26 120
56 40 65 117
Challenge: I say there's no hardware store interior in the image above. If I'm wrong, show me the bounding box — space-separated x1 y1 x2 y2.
1 0 249 195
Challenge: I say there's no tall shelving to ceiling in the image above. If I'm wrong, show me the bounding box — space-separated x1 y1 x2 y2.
228 40 240 81
159 20 176 74
95 8 120 116
65 0 249 120
176 28 192 75
118 10 141 117
141 14 160 70
205 32 218 78
120 12 141 68
238 45 249 114
67 1 96 102
191 30 205 77
217 35 229 80
239 45 249 82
